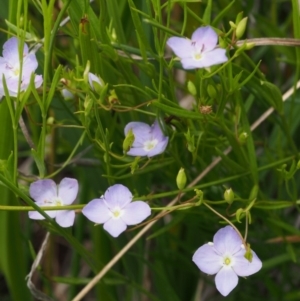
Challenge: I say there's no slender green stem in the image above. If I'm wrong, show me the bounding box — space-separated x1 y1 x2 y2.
203 202 246 246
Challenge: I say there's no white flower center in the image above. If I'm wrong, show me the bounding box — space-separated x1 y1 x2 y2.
222 254 234 268
43 198 63 206
13 68 20 76
110 206 124 219
143 139 158 151
192 43 205 61
224 257 231 265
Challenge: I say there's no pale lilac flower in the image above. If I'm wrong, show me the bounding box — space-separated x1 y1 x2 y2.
192 226 262 296
167 26 228 70
28 178 78 228
0 37 43 99
88 72 103 91
82 184 151 237
124 120 169 157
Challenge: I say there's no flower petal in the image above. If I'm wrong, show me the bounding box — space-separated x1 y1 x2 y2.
121 201 151 225
233 248 262 276
3 76 19 95
192 243 222 274
88 72 103 90
167 37 194 58
82 198 111 224
34 74 43 89
191 26 218 52
57 177 78 205
28 202 57 220
104 184 133 209
180 58 203 70
215 267 238 296
151 120 167 141
22 53 38 75
200 48 228 68
213 226 242 255
29 179 57 203
55 210 75 227
124 122 152 146
3 37 28 63
126 147 148 157
103 218 127 237
147 138 168 157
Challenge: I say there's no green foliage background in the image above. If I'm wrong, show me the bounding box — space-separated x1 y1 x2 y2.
0 0 300 300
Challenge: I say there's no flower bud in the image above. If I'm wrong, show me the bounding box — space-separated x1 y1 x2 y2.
229 21 236 29
297 160 300 170
224 188 234 204
235 11 244 24
244 243 253 262
123 128 135 153
207 84 217 99
236 17 248 39
239 132 248 144
61 88 74 100
176 168 187 190
187 81 197 96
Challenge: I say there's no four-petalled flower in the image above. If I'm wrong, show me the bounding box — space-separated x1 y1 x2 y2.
28 178 78 228
0 37 43 99
192 226 262 296
167 26 228 70
124 120 169 158
82 184 151 237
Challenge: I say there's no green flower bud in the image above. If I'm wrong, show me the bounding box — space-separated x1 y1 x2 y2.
176 168 187 190
229 21 237 29
207 84 217 99
224 188 234 204
236 17 248 39
235 11 244 24
244 243 253 262
239 132 248 144
297 160 300 170
123 128 135 153
187 81 197 96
